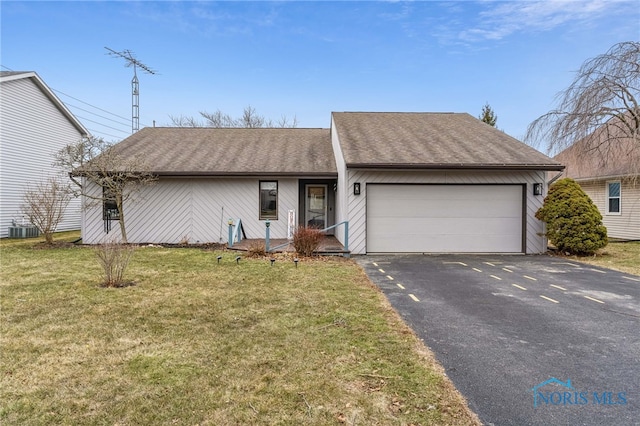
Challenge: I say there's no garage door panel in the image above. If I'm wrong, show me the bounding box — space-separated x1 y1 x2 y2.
367 185 523 253
369 217 520 235
369 234 521 253
368 202 520 218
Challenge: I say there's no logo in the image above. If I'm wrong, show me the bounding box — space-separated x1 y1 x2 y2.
531 377 627 408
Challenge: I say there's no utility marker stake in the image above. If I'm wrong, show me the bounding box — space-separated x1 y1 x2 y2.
294 258 299 268
217 255 222 264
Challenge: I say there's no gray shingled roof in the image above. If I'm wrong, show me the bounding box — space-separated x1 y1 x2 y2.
332 112 564 170
107 127 337 176
554 116 639 179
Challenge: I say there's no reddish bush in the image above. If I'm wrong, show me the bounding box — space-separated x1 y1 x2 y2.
293 226 324 257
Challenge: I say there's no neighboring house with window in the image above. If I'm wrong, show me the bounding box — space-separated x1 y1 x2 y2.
554 135 639 241
0 71 89 238
80 112 564 254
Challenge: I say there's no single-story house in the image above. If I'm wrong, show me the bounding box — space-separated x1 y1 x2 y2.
0 71 89 238
554 129 639 241
81 112 564 254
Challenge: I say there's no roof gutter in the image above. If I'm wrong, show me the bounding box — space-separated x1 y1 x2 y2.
346 163 565 171
152 171 339 178
570 173 638 182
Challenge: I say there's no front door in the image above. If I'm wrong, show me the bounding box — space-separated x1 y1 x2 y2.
305 184 327 229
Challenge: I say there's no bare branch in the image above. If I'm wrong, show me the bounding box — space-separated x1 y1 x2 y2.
56 136 158 243
20 177 72 244
168 114 204 127
167 106 299 128
525 41 640 180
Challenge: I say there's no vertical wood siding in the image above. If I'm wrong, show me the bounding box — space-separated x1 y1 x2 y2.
579 181 640 241
0 77 84 238
342 169 547 254
82 177 300 244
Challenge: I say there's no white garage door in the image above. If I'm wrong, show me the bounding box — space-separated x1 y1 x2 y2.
367 184 523 253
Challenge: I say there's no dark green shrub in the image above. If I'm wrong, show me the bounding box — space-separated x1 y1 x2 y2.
292 226 324 257
535 178 608 255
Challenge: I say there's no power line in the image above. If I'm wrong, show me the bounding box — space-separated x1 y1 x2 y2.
63 102 131 128
74 115 131 134
53 88 131 122
85 127 127 141
2 63 153 134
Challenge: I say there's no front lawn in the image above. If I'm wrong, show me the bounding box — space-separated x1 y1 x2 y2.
559 241 640 276
1 232 479 425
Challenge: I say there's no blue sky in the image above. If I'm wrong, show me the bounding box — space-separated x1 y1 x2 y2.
2 1 639 148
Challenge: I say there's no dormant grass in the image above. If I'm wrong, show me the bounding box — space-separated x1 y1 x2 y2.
1 232 480 425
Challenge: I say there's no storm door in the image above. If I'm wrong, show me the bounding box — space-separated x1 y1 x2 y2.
305 184 327 229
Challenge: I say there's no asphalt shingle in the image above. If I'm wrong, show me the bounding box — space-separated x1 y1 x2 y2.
332 112 564 170
107 127 337 176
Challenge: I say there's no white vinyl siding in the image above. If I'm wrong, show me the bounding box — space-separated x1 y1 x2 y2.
82 177 300 244
578 180 640 241
367 184 523 253
0 75 85 238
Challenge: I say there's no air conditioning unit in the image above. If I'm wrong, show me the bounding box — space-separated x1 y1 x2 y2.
8 226 40 238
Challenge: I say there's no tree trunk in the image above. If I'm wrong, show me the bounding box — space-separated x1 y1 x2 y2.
116 194 128 244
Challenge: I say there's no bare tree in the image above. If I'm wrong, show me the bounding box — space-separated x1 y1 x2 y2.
169 105 298 128
167 114 205 128
525 41 639 176
55 136 157 243
20 177 72 245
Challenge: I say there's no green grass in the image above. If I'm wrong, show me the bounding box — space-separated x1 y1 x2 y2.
562 241 640 276
1 232 479 425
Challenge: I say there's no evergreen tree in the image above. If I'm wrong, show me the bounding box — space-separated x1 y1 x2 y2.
535 178 608 255
479 103 497 127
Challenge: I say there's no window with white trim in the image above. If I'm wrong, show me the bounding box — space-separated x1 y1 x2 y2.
259 181 278 220
606 181 621 214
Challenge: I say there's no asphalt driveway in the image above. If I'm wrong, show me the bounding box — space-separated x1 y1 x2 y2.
357 255 640 426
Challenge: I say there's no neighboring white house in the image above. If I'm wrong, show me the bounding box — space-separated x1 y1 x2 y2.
0 71 89 238
554 131 639 241
80 112 564 254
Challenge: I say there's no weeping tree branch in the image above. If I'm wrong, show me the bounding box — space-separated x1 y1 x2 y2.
525 41 639 180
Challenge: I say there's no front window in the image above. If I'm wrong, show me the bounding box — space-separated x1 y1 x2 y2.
606 181 621 214
259 181 278 220
103 187 119 233
103 187 120 221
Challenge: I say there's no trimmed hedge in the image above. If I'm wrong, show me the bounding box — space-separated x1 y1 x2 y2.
535 178 608 255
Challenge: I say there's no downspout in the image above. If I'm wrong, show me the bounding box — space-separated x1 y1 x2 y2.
547 172 564 186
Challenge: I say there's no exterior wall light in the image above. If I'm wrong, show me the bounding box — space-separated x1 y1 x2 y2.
353 182 361 195
533 183 543 196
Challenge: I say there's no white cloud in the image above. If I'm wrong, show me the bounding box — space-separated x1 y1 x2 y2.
459 0 628 42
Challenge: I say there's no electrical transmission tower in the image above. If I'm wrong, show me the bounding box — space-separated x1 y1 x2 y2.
105 47 156 133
